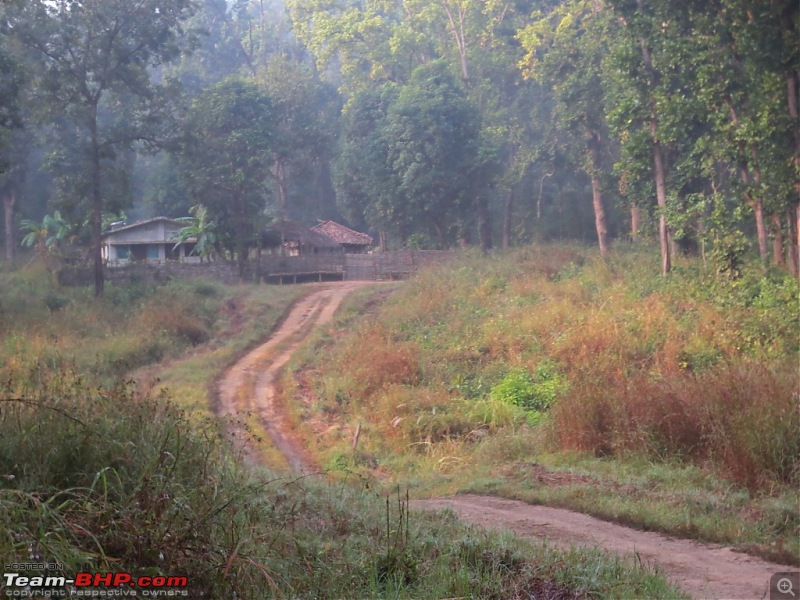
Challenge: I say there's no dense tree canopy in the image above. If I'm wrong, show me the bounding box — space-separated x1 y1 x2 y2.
0 0 796 278
3 0 197 294
178 77 276 274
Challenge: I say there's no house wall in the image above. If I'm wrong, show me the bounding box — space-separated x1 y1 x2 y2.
103 220 195 264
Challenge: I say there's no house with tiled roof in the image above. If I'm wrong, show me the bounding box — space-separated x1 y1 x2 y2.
262 220 341 256
311 220 373 254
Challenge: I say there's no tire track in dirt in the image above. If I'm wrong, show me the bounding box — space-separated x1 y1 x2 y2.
413 495 792 599
216 282 795 599
216 281 377 471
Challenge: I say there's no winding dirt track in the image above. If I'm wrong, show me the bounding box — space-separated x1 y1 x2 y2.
217 281 375 471
216 282 794 600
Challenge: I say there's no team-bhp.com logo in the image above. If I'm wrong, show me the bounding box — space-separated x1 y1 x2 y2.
2 567 188 597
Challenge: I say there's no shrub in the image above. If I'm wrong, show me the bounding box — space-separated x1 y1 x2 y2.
552 362 799 489
490 361 567 424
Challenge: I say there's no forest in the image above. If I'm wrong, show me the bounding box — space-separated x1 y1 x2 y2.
0 0 797 295
0 2 798 596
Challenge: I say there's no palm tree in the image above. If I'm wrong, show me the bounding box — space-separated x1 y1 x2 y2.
20 211 71 258
173 204 217 262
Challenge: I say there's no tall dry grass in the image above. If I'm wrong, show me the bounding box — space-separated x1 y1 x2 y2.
553 362 798 489
291 244 799 493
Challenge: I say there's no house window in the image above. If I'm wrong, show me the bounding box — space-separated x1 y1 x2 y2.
115 245 130 260
147 245 160 260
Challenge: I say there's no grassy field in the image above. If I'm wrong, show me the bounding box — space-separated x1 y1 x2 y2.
0 263 686 598
279 244 800 565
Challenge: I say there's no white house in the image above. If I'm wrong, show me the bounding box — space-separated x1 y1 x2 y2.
102 217 199 265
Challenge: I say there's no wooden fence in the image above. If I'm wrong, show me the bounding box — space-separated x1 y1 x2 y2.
59 250 458 286
258 250 457 283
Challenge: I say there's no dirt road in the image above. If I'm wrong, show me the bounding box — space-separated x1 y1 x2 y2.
217 281 375 471
414 495 788 600
216 282 793 599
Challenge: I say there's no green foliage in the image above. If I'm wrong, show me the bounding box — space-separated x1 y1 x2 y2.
173 204 218 260
4 0 197 295
490 362 567 425
179 78 275 267
20 211 71 256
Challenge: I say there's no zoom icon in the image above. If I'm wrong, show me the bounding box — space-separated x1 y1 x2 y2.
772 572 800 599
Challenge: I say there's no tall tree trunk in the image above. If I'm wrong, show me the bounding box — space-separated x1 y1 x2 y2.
586 130 608 256
737 158 769 266
771 213 785 268
652 136 671 274
90 105 105 297
753 199 768 266
442 2 469 83
787 209 798 276
274 161 289 221
590 173 608 256
478 196 492 252
537 170 553 221
502 188 514 249
750 157 769 266
724 98 770 266
630 203 640 242
795 199 800 279
637 17 671 274
3 189 16 263
788 71 799 279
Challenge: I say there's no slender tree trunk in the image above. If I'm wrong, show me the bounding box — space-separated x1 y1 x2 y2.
433 221 446 249
502 189 514 249
590 174 608 256
771 213 785 268
630 203 640 242
478 196 492 252
537 170 553 221
274 161 288 221
637 19 671 274
754 200 769 266
796 203 800 280
234 191 248 279
742 188 769 267
3 189 16 263
750 158 770 267
90 105 105 297
737 159 769 266
787 209 798 276
788 70 800 280
586 131 608 256
652 136 671 274
725 98 770 266
442 2 469 83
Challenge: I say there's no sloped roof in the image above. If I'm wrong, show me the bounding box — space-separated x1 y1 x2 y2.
263 220 340 248
102 216 188 238
311 220 373 246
